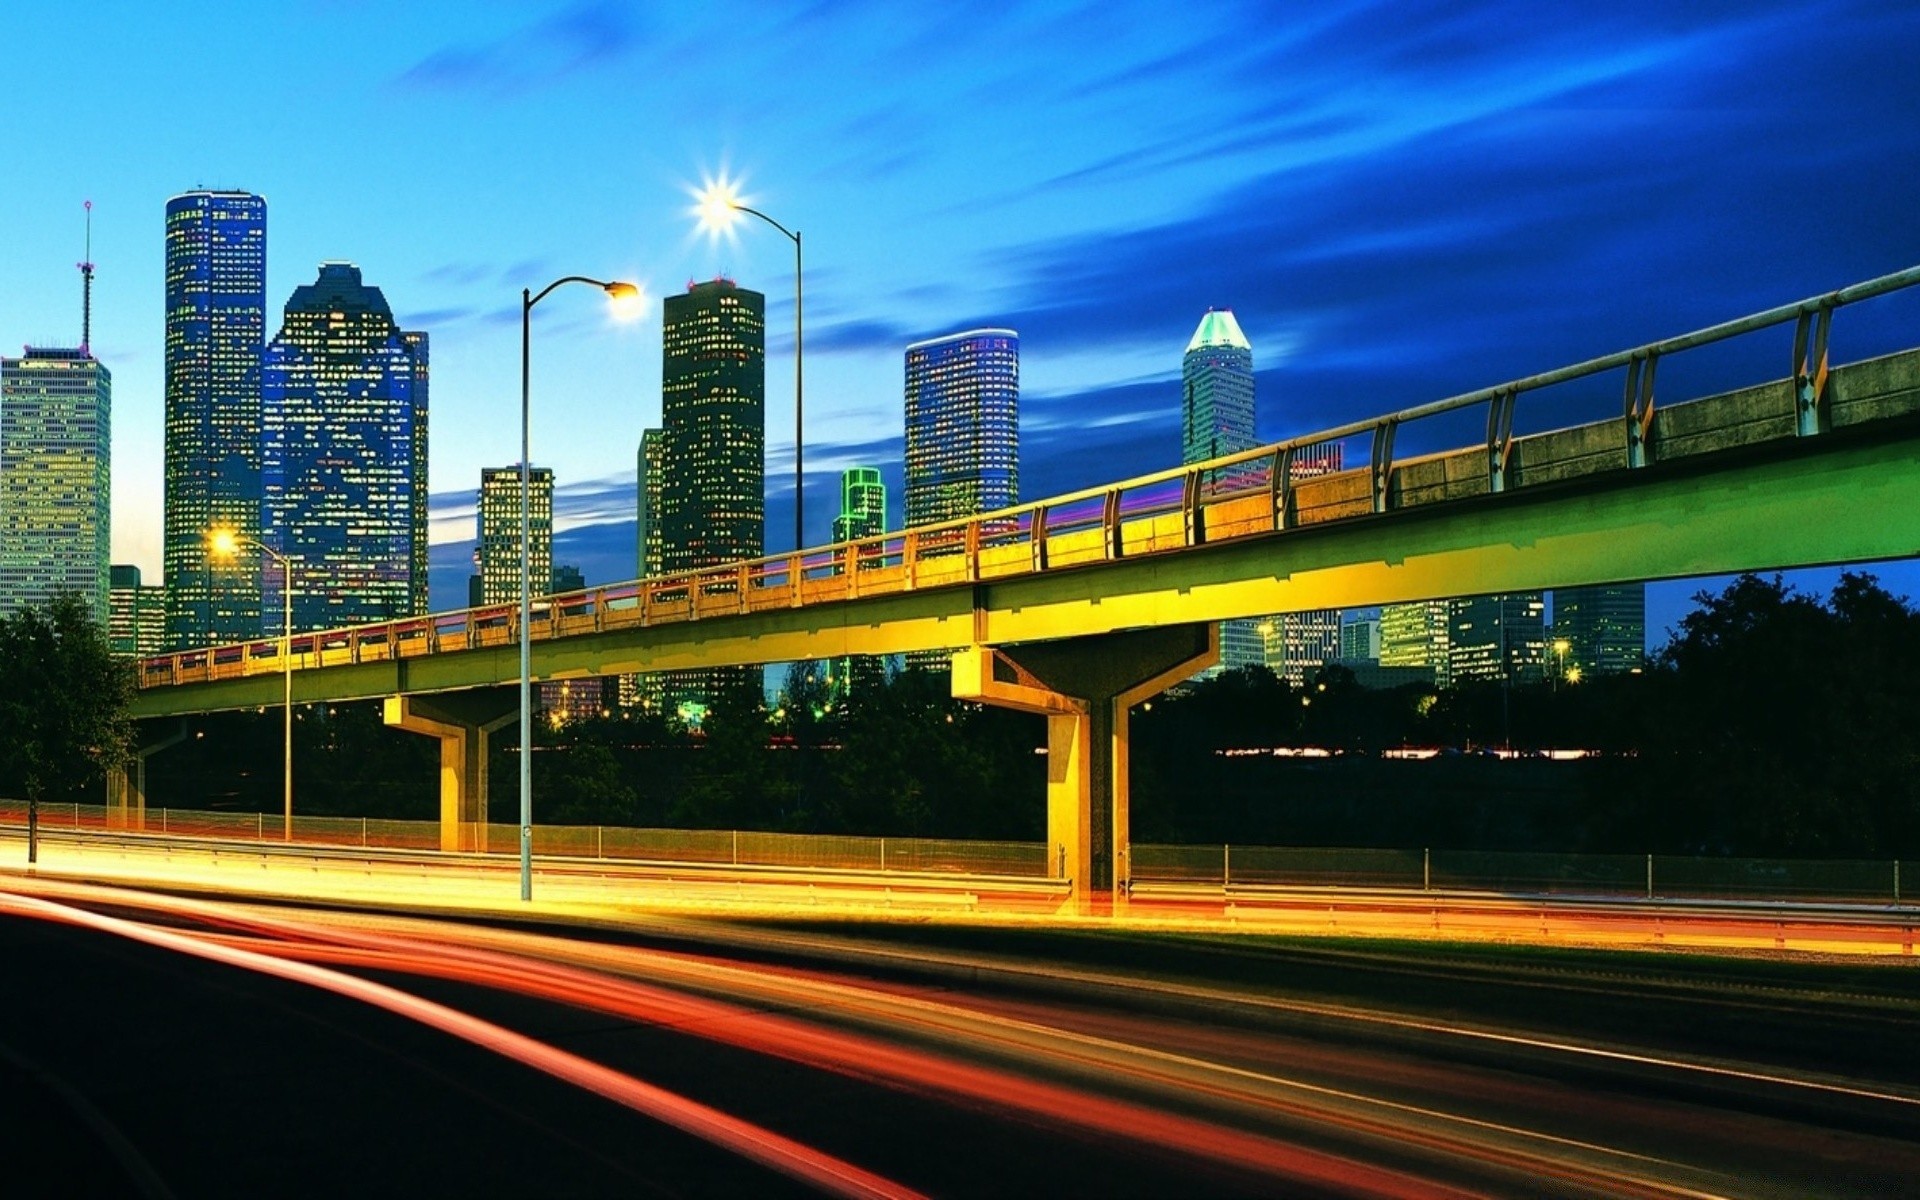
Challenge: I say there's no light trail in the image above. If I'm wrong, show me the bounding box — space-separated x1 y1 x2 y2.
0 889 920 1200
8 875 1917 1197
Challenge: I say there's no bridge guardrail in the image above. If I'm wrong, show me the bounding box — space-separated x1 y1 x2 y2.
3 799 1905 906
133 265 1920 691
0 800 1052 878
1134 844 1910 905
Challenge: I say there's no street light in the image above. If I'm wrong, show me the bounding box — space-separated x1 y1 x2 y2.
519 274 640 903
696 179 805 550
1552 637 1571 692
209 528 295 841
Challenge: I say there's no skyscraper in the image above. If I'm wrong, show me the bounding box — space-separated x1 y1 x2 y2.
903 329 1019 528
108 565 167 657
164 189 266 649
1553 584 1646 678
0 347 111 619
259 263 428 632
660 279 765 572
636 427 664 578
1181 309 1273 673
828 466 890 701
1380 600 1451 686
1182 309 1258 490
1339 615 1381 663
1448 593 1547 685
658 279 766 711
477 466 553 606
832 466 886 543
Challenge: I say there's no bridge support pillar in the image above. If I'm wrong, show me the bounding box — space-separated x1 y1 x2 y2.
953 624 1217 913
105 720 190 831
383 690 518 852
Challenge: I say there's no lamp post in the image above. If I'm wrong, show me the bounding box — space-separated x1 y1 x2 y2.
1552 638 1571 692
697 183 804 550
210 529 294 841
520 276 640 903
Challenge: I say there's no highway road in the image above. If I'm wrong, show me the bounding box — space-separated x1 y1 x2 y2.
3 874 1918 1198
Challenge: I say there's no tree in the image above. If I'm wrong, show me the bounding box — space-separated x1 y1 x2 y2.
0 594 134 862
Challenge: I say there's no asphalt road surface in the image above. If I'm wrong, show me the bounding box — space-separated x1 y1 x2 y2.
2 877 1917 1198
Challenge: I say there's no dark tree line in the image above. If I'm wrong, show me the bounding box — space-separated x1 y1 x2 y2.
135 573 1920 859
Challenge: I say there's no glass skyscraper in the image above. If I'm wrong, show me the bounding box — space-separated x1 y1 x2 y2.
1182 309 1257 484
164 189 266 649
109 565 167 657
477 466 553 606
832 466 886 542
903 329 1019 528
1448 593 1547 685
1380 600 1451 687
1553 584 1646 677
259 263 428 632
658 279 766 712
0 347 111 620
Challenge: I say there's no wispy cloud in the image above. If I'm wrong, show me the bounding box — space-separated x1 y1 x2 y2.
396 2 647 94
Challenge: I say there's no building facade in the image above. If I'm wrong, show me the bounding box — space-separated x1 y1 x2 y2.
657 279 766 712
903 329 1019 528
832 466 886 543
259 263 427 633
477 466 553 606
1339 615 1381 662
1448 593 1547 685
1261 611 1343 686
1553 583 1646 678
0 347 111 619
164 189 267 649
109 565 167 657
1380 600 1451 687
1182 309 1258 493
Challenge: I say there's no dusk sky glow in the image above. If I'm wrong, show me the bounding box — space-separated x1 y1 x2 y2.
4 0 1917 640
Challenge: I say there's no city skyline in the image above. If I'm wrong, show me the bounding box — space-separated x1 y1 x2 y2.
2 2 1916 644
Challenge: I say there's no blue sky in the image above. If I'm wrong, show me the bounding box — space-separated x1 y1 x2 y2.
3 0 1917 642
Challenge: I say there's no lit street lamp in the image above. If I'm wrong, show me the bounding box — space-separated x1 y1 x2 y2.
519 275 640 902
697 180 805 550
209 528 295 841
1552 637 1571 692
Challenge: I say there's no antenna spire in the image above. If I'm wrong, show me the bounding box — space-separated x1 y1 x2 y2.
78 200 95 355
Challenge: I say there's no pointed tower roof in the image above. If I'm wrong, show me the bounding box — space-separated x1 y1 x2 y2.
1185 308 1251 354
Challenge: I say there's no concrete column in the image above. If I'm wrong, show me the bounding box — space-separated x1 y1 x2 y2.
383 689 519 852
105 720 190 831
953 624 1217 912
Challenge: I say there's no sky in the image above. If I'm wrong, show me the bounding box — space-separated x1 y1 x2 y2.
3 0 1918 645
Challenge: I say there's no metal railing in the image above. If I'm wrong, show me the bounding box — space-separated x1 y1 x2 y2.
1133 844 1910 905
0 800 1052 878
135 265 1920 691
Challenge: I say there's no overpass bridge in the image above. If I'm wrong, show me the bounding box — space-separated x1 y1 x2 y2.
123 268 1920 907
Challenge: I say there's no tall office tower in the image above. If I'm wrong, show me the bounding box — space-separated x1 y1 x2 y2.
827 465 890 701
1447 593 1547 685
658 279 766 712
1380 600 1451 686
903 329 1019 528
1261 611 1343 686
260 263 428 632
108 565 167 657
1339 615 1381 663
477 466 553 605
1181 309 1288 674
1553 583 1646 678
636 427 664 577
619 429 667 713
903 329 1018 674
832 466 886 543
164 189 267 649
1182 309 1258 492
0 346 111 619
402 330 431 615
